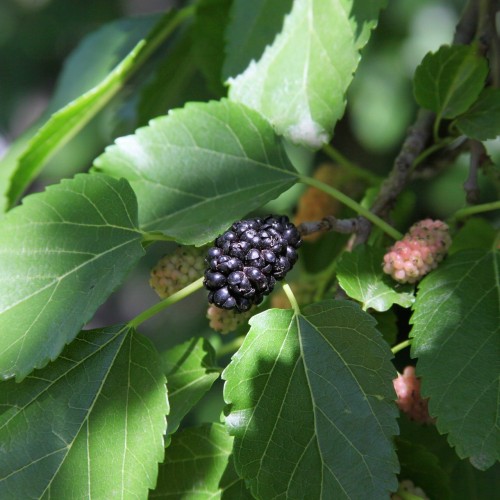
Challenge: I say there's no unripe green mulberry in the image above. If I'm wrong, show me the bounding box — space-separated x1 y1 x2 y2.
391 479 429 499
206 304 255 334
150 246 205 299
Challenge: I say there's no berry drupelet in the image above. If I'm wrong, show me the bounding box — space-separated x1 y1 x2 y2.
204 215 302 312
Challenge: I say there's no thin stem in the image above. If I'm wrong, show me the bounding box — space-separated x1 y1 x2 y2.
322 144 382 185
282 282 301 314
129 277 204 328
451 200 500 221
299 175 403 240
141 231 175 243
392 339 412 355
216 335 245 359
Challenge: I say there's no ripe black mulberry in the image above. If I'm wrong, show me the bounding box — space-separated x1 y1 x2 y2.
204 215 302 312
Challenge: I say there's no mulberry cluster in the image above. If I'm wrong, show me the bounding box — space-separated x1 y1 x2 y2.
393 366 434 424
383 219 451 284
206 305 255 334
204 215 302 312
150 246 205 299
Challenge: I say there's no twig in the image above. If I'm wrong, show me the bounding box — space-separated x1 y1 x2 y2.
297 216 358 237
464 140 487 204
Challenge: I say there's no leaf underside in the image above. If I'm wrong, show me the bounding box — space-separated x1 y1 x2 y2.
228 0 386 148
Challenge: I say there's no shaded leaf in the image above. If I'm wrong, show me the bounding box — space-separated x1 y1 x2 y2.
220 455 254 499
454 88 500 140
0 174 144 380
93 99 298 245
395 438 451 500
0 325 168 499
223 301 399 499
223 0 293 79
3 9 190 209
371 310 398 346
162 337 220 438
413 44 488 119
193 0 232 95
152 423 233 498
398 415 500 499
228 0 386 148
449 218 498 255
337 245 415 312
410 249 500 470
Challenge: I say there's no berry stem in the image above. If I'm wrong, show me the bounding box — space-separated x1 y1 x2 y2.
299 175 403 240
141 231 176 243
392 339 412 355
282 282 301 314
128 276 204 328
450 200 500 221
322 144 382 185
216 335 246 359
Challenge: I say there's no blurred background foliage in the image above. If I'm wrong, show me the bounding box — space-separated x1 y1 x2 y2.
1 0 498 425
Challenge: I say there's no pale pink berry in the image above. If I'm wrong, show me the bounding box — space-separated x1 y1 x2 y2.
206 304 255 334
383 219 451 284
150 246 205 299
393 366 434 424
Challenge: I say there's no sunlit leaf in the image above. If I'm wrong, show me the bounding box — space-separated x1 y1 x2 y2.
0 174 144 380
93 99 298 245
411 249 500 470
162 337 220 438
152 423 232 498
0 325 168 499
223 302 399 498
413 44 488 119
337 245 415 312
228 0 386 148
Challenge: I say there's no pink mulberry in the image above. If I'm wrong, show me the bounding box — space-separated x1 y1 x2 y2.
393 366 434 424
150 246 205 299
383 219 451 284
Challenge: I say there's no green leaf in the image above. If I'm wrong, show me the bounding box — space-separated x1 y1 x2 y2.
449 218 498 255
152 423 233 498
0 325 168 499
193 0 232 95
93 99 298 245
220 455 254 499
398 415 500 499
2 8 193 209
395 438 451 500
228 0 386 148
0 173 144 380
413 44 488 119
454 88 500 140
337 245 415 312
223 301 399 499
137 24 206 126
223 0 294 79
410 249 500 470
162 337 220 438
371 310 398 346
